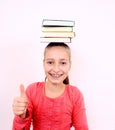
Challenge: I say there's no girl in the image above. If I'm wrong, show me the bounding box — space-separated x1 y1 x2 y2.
12 42 89 130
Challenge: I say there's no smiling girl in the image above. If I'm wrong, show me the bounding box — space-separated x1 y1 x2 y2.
12 42 89 130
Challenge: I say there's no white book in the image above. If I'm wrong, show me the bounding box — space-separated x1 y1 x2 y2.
42 26 73 32
40 37 71 43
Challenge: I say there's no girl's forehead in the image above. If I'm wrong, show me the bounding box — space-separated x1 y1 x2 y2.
45 48 69 56
44 46 71 60
45 46 70 53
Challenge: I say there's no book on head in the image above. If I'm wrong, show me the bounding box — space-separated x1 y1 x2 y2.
40 37 71 43
41 32 75 38
42 19 75 27
41 26 73 32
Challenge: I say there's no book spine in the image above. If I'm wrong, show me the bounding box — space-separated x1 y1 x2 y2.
41 27 73 32
42 32 75 38
42 19 75 27
40 37 71 43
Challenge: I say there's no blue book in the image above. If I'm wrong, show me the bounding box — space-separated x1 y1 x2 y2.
42 19 75 27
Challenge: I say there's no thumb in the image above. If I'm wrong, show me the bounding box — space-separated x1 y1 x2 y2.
20 84 26 97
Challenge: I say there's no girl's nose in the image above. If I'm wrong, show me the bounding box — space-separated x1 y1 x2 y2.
53 64 60 72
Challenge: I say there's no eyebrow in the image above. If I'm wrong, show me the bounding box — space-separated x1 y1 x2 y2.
45 58 69 61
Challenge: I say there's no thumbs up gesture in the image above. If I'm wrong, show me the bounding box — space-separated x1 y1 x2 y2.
12 84 28 118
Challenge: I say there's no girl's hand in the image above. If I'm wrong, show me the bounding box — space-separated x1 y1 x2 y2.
12 84 28 118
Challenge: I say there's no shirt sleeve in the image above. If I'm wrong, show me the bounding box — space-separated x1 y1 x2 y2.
72 89 89 130
12 86 34 130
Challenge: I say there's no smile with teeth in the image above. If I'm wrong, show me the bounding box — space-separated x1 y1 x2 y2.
50 73 62 78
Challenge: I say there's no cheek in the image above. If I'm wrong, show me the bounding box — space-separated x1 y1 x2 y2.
44 64 51 72
63 66 70 73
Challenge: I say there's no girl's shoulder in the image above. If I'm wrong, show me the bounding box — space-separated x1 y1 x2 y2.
27 81 44 89
26 81 45 96
67 84 82 94
66 84 84 101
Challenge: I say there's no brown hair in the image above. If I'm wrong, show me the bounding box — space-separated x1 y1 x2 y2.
44 42 71 85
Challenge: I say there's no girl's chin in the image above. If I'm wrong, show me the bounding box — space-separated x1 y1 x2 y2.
47 78 62 84
50 80 61 84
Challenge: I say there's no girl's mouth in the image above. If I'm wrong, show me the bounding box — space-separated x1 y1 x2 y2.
50 73 63 78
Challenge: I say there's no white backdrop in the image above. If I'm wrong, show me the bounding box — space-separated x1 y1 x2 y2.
0 0 115 129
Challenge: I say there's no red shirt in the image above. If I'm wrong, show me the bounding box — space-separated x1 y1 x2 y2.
13 82 89 130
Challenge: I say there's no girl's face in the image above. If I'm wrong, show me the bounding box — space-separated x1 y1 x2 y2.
43 46 71 85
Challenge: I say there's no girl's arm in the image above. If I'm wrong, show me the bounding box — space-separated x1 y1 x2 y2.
72 90 89 130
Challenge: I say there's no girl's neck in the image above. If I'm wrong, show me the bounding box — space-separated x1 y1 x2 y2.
44 81 66 98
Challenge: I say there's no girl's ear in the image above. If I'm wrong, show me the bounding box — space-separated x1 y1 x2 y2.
69 61 71 70
43 59 45 67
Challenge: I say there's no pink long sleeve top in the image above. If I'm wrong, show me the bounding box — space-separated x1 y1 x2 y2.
13 82 89 130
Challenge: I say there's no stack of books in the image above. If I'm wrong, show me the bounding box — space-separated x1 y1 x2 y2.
40 19 75 43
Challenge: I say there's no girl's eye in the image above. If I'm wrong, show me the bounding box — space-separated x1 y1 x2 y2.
61 62 66 65
47 61 53 64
